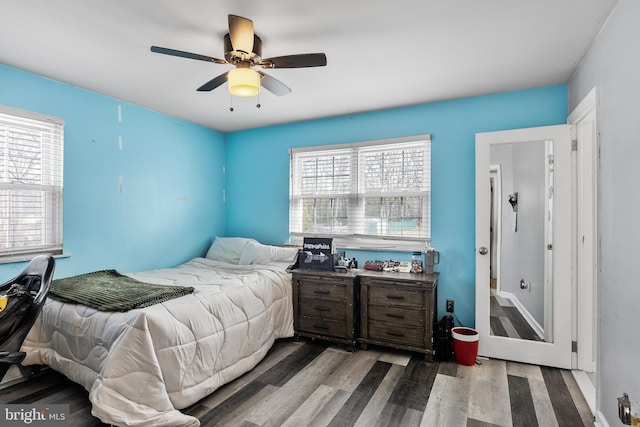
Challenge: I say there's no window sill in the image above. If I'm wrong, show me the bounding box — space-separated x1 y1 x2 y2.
0 253 72 265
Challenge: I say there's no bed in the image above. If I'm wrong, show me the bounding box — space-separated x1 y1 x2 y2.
20 238 298 427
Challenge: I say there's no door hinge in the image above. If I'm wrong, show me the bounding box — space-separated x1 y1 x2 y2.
572 340 578 353
547 244 553 250
571 139 578 151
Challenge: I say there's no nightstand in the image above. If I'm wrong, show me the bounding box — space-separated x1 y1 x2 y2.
291 269 359 351
358 270 438 360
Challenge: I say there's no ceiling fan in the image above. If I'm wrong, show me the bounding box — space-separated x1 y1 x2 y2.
150 14 327 98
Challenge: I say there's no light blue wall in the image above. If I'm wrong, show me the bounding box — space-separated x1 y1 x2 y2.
0 64 226 280
225 85 568 325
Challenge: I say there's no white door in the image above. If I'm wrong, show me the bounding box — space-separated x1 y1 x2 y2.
475 124 572 369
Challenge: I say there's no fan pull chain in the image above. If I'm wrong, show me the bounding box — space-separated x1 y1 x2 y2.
256 92 261 109
229 94 234 112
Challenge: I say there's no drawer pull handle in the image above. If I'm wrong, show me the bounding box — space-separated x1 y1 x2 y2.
313 306 331 311
386 313 405 319
313 325 330 330
386 331 405 337
313 290 330 294
386 295 405 300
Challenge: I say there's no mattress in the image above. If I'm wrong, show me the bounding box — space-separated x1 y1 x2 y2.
21 257 294 427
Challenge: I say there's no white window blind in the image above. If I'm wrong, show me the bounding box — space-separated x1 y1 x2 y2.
290 135 430 250
0 106 64 259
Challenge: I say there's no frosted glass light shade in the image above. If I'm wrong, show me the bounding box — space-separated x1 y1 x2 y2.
228 68 260 97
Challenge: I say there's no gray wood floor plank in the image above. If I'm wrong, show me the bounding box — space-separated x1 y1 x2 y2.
196 381 269 426
540 366 585 427
210 384 279 427
0 370 64 403
506 362 558 427
386 355 439 411
465 358 512 427
560 369 595 426
353 364 405 427
188 339 302 410
508 374 538 427
280 384 345 427
422 373 470 427
401 407 425 426
436 359 458 378
246 347 349 426
466 418 504 427
307 388 351 427
322 347 382 392
373 402 408 427
69 404 105 427
327 361 392 427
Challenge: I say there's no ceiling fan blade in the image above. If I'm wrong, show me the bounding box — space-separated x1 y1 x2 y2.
228 14 254 54
258 71 291 97
259 53 327 69
151 46 227 64
197 72 230 92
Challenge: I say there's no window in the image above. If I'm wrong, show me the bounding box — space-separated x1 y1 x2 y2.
290 135 430 250
0 106 64 260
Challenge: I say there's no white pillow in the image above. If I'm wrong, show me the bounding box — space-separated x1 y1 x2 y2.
205 237 256 264
239 240 299 270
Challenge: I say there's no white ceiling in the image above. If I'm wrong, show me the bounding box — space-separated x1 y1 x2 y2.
0 0 618 132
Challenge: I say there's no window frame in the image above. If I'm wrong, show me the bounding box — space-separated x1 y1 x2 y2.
289 134 431 252
0 105 64 262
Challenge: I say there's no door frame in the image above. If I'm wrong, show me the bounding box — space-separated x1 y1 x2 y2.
568 87 598 373
475 124 572 369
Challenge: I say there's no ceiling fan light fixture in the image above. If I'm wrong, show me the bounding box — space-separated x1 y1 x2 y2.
228 68 260 97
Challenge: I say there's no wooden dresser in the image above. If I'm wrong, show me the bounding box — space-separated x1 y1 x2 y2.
358 270 438 360
291 269 359 351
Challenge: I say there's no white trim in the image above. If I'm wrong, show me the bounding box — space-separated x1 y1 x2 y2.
572 370 596 415
289 134 431 154
490 165 502 295
567 87 598 373
0 104 64 125
594 411 611 427
568 87 596 123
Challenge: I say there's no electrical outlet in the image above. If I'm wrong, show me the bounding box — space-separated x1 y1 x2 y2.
446 299 454 313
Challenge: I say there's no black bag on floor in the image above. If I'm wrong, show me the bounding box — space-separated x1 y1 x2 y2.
434 315 454 361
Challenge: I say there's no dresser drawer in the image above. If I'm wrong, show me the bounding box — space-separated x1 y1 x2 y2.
367 320 425 348
368 304 424 326
367 285 424 309
300 300 347 319
299 316 347 338
299 282 347 301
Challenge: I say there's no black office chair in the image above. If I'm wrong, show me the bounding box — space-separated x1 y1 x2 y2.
0 255 55 383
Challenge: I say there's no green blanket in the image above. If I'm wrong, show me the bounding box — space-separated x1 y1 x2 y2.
50 270 194 312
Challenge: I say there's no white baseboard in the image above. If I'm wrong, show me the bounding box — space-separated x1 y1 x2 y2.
594 410 610 427
572 370 596 415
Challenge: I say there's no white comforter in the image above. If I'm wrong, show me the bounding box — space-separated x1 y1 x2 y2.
21 258 294 427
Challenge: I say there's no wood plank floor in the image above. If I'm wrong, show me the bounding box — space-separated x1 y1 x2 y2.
0 339 594 427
